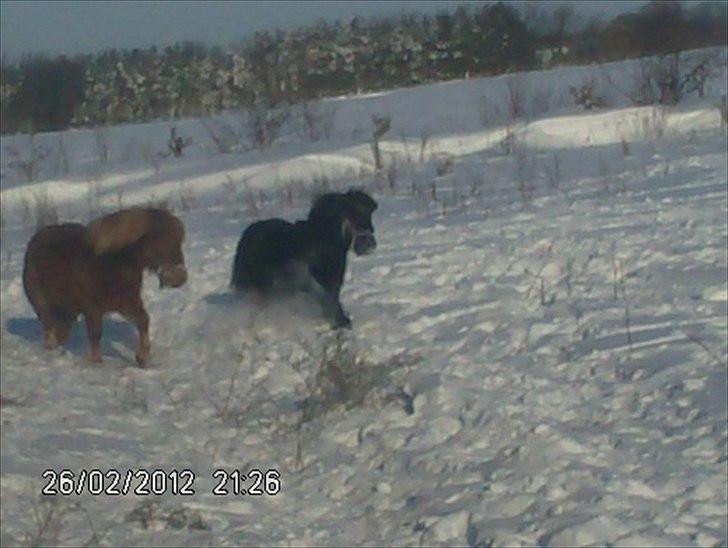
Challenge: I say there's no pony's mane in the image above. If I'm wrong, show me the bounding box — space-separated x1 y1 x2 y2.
86 207 183 255
308 189 376 222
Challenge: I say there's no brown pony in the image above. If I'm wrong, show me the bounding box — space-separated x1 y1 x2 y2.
22 208 187 365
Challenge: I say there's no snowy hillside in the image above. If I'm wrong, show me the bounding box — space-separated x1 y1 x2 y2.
1 50 727 547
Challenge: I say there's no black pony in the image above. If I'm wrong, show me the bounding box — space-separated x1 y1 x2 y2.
231 190 378 328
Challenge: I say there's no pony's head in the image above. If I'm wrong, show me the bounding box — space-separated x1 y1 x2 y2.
309 190 378 255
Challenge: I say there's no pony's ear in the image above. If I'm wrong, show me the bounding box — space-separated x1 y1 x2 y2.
346 189 377 212
86 208 153 255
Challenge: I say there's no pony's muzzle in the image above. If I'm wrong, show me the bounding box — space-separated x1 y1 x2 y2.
353 232 377 256
158 264 187 288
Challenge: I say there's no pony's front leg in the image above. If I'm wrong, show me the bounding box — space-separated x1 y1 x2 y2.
120 300 150 366
307 280 351 329
83 310 104 363
309 255 351 329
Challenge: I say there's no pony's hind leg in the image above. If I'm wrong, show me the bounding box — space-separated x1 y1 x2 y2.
251 289 270 309
24 285 59 349
43 327 59 349
44 309 76 350
83 310 104 363
54 312 76 346
119 299 150 366
38 312 62 350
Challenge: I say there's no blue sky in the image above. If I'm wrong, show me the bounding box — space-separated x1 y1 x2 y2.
0 1 646 58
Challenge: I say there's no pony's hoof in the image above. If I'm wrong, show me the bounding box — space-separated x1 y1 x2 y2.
135 351 149 367
43 331 58 350
333 315 352 330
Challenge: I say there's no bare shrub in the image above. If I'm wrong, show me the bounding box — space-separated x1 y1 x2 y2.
386 159 398 191
207 357 246 427
371 114 392 171
22 497 104 547
513 146 535 205
115 376 149 414
200 338 418 473
467 171 485 197
297 337 419 425
201 118 243 154
201 344 287 433
5 136 50 182
23 498 73 547
166 126 192 158
717 94 727 131
399 133 413 164
298 338 365 424
222 173 253 209
641 106 667 139
147 197 172 212
120 138 137 162
222 174 238 198
569 80 608 110
611 243 633 355
18 195 31 228
125 500 209 531
529 84 554 117
682 51 720 99
86 173 104 218
246 101 291 150
54 134 70 176
505 76 527 120
298 100 338 142
282 178 307 206
419 129 431 163
620 137 631 156
478 94 503 128
178 181 196 212
435 154 455 177
222 175 262 216
310 171 333 195
92 127 109 164
618 56 673 105
435 189 468 216
680 329 728 368
2 246 13 278
500 124 517 155
243 187 260 217
139 144 163 178
652 53 682 106
544 153 562 191
24 187 59 229
621 52 720 107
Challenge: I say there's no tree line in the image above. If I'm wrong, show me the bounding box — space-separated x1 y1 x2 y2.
1 0 725 135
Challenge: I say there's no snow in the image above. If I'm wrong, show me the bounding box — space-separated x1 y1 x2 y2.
1 48 727 546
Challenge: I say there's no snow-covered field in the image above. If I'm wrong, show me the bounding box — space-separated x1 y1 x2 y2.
1 49 727 546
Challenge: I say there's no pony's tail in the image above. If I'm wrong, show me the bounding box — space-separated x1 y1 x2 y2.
230 240 246 290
